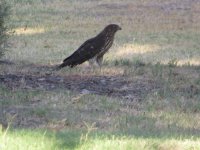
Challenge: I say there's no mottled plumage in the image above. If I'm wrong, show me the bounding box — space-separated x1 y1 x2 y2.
57 24 121 69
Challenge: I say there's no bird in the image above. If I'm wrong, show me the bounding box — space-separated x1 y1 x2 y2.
57 24 121 69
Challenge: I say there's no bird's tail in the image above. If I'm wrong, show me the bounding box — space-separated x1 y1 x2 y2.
58 62 71 69
55 63 66 71
53 63 66 71
55 58 74 71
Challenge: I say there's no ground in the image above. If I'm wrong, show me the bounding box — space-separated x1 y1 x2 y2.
0 0 200 149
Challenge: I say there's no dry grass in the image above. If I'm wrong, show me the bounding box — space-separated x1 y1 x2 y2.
4 0 200 65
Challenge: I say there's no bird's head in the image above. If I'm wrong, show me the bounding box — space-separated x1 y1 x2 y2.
104 24 122 33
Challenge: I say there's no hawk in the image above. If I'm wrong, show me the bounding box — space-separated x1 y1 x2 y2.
57 24 121 69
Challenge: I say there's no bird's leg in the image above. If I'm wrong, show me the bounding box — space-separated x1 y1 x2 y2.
96 56 103 67
88 58 99 68
88 58 95 66
96 56 103 73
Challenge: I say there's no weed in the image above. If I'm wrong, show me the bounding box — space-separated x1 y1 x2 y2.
168 59 178 68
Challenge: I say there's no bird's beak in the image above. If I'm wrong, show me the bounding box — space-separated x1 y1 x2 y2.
118 26 122 30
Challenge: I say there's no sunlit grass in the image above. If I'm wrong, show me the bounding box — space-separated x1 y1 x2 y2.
1 129 200 150
14 27 45 35
116 43 160 55
178 58 200 66
81 137 200 150
0 130 55 150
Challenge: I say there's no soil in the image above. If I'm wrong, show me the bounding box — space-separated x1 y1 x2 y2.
0 72 158 101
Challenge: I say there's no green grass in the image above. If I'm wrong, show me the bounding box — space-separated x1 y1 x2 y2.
0 80 200 149
1 129 200 150
0 129 81 150
0 0 200 149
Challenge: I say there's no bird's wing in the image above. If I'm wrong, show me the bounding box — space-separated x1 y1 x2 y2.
62 37 102 67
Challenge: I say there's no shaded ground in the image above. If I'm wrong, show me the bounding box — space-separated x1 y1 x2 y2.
1 62 199 130
0 72 158 100
0 62 162 129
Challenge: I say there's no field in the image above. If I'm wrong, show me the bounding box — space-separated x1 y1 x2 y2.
0 0 200 149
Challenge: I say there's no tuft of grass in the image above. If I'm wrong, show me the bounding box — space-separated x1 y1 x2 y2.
113 59 132 66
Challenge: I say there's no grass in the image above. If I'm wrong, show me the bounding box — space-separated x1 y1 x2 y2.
1 129 200 150
4 0 200 65
0 0 200 149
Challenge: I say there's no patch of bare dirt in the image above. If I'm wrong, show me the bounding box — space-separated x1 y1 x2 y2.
0 60 15 65
0 73 158 100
